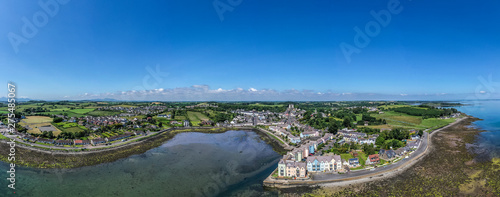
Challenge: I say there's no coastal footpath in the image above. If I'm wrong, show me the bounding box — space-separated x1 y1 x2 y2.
263 116 468 188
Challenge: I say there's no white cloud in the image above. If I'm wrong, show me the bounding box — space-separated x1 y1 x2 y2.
53 85 486 101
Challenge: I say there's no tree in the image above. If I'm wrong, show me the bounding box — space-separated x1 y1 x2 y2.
343 118 352 128
375 136 385 146
362 144 376 156
328 120 341 134
53 117 63 123
48 131 54 139
158 122 163 128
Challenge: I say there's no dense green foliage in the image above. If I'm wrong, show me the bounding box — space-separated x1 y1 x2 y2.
375 128 410 149
362 143 376 156
53 117 63 123
358 113 386 125
356 127 381 135
391 106 458 119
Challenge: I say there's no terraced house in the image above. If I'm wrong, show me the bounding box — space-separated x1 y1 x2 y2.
306 155 343 173
277 156 307 178
286 162 307 178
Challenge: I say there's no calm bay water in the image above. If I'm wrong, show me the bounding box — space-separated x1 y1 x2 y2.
0 130 281 197
455 100 500 160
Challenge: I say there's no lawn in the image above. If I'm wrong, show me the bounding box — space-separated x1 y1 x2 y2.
359 153 368 166
0 110 9 114
0 133 8 140
341 154 354 161
350 166 365 170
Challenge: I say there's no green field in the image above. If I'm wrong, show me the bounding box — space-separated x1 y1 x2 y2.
249 103 284 107
187 111 210 126
355 114 362 121
19 116 64 135
37 111 87 118
378 105 405 110
54 122 86 133
69 108 95 114
86 110 122 116
111 104 135 108
373 111 422 125
154 116 173 128
173 116 186 120
372 110 458 130
421 118 456 130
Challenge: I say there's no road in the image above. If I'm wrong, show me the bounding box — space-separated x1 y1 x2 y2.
313 131 429 181
255 127 291 149
2 131 159 150
264 117 467 187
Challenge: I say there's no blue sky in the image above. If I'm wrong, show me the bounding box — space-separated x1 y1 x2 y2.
1 0 499 101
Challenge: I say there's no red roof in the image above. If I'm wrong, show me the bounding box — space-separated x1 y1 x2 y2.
369 154 380 162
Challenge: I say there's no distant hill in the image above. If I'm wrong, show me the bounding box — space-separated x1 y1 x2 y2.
0 97 32 102
82 98 118 102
